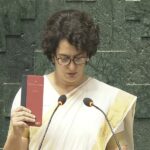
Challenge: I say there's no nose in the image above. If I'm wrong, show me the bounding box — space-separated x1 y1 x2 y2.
68 60 76 71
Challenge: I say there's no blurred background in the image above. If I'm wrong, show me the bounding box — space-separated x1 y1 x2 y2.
0 0 150 149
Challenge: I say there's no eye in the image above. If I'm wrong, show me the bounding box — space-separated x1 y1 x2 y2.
75 57 85 61
59 56 69 62
74 57 88 64
74 57 81 61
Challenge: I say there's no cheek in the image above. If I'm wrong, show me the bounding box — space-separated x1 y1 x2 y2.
79 65 86 72
56 64 65 73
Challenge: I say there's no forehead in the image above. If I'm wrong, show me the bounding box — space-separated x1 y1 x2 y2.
56 39 85 56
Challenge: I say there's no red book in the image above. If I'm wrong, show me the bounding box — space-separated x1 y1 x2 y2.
21 75 44 126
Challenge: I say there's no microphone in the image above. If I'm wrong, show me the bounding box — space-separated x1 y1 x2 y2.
83 98 122 150
38 95 67 150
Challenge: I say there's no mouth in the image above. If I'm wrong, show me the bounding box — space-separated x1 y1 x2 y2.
67 72 77 77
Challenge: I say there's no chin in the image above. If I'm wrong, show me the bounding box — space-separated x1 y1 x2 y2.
64 77 79 85
66 78 78 83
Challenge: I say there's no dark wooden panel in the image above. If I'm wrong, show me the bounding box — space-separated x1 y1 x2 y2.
125 1 141 22
20 0 36 20
34 50 54 75
0 116 10 148
66 0 96 1
4 35 34 82
141 18 150 38
0 114 4 146
0 101 4 115
125 85 150 118
134 118 150 150
125 1 150 39
0 34 6 53
2 2 22 35
0 7 6 53
2 83 20 117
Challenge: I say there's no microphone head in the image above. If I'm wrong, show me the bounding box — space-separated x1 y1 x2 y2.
83 98 93 107
58 95 67 105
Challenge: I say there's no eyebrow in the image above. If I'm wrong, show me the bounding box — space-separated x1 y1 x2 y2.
57 52 85 57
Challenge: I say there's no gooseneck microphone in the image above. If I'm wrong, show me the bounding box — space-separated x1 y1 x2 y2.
83 98 122 150
38 95 67 150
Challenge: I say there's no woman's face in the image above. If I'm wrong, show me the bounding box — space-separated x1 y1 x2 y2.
53 39 88 86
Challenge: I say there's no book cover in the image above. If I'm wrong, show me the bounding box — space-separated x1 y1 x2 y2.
21 75 44 126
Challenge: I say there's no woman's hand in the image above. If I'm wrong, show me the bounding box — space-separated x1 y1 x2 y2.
11 106 36 136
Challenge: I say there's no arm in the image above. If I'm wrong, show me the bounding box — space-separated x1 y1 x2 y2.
3 106 35 150
114 145 127 150
106 131 128 150
3 131 29 150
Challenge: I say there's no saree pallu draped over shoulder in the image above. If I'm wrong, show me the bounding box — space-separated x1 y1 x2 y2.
28 76 136 150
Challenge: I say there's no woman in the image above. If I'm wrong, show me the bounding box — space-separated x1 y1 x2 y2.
4 9 136 150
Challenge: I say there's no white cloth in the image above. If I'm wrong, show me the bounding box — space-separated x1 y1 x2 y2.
11 75 136 150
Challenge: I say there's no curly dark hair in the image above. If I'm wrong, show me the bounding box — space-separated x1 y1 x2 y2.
42 9 100 61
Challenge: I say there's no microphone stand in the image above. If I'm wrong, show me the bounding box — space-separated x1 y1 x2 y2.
92 104 122 150
38 104 60 150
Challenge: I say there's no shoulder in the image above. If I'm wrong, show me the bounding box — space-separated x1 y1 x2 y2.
88 77 136 96
86 77 119 93
86 77 137 104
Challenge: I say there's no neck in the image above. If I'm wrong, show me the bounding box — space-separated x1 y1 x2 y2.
49 72 87 94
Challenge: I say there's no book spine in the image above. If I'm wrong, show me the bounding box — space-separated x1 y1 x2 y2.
21 75 27 107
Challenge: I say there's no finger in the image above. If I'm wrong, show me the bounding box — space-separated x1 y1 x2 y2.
13 111 36 119
15 106 32 113
13 121 29 128
14 116 36 123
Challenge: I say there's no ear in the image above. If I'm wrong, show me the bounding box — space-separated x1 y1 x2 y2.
51 55 55 65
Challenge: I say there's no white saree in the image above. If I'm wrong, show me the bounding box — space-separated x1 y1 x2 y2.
11 75 137 150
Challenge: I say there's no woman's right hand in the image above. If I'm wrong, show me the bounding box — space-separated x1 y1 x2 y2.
11 106 36 136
